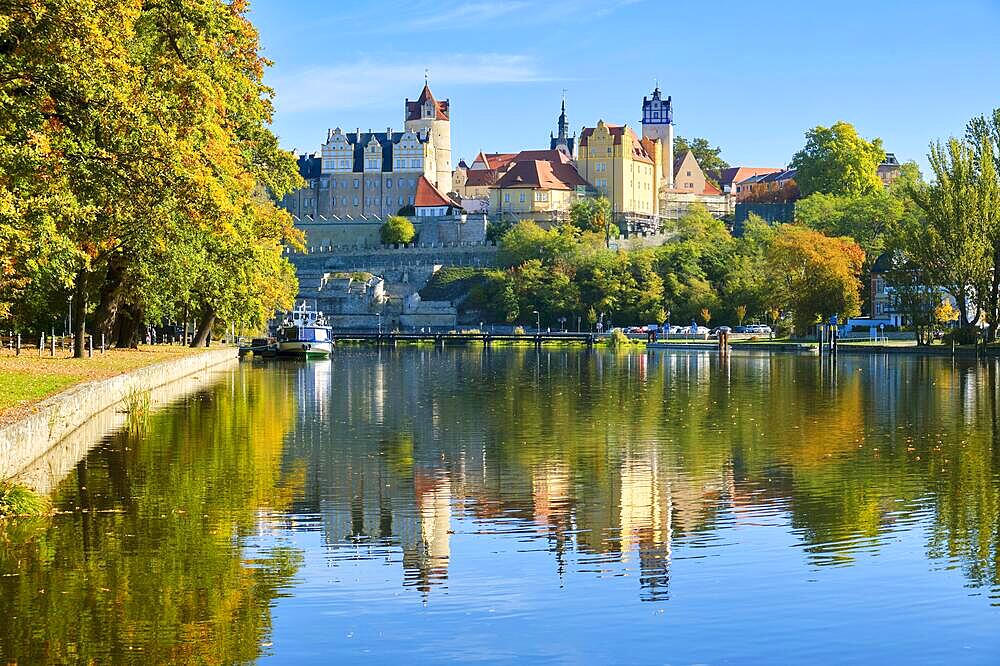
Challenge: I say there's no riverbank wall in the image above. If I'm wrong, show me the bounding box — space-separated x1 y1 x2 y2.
0 347 237 490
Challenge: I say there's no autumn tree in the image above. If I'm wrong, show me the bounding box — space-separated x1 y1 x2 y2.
765 226 865 334
0 1 302 355
790 121 886 197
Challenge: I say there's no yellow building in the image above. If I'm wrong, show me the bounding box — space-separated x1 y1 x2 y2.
488 150 590 225
577 121 660 220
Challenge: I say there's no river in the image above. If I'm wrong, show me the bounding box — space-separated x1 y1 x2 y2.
2 348 999 663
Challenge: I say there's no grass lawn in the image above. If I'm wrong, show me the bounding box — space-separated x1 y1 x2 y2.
0 344 218 425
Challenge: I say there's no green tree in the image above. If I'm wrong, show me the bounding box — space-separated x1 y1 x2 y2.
790 121 886 197
380 216 416 245
569 196 613 234
903 138 998 331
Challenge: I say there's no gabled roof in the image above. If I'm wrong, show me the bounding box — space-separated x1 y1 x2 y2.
713 166 782 187
405 83 450 121
493 159 589 191
471 151 518 171
414 175 454 208
579 123 654 165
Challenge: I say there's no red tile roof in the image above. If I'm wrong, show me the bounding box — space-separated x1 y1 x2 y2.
414 175 454 207
494 159 589 191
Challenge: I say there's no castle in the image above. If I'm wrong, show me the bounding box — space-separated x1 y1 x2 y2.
281 81 453 220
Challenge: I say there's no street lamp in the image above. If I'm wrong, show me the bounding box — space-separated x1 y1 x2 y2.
533 310 540 333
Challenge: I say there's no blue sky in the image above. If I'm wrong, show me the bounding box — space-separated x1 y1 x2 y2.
251 0 1000 172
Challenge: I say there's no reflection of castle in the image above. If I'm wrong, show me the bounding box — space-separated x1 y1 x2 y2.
285 349 747 602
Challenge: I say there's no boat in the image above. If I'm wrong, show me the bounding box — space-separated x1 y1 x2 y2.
276 303 334 358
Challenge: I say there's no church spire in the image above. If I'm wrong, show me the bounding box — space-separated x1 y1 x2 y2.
557 95 569 141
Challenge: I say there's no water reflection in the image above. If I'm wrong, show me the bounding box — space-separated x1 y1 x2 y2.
3 348 1000 662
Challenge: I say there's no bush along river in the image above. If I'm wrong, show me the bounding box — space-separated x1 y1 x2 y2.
2 348 1000 663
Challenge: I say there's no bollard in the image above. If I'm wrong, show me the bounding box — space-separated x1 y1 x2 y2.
101 333 106 354
15 333 20 356
39 332 44 356
50 334 55 357
87 334 93 358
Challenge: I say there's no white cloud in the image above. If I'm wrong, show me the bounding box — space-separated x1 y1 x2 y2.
270 55 549 114
404 2 530 29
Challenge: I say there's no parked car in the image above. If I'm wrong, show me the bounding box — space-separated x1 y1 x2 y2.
687 325 710 336
745 324 773 335
733 326 749 333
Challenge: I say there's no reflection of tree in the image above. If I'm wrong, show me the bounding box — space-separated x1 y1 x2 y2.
0 366 304 664
292 348 1000 601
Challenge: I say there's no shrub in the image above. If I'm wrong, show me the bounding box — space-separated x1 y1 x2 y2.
380 216 416 245
607 328 630 348
0 483 49 517
513 325 526 335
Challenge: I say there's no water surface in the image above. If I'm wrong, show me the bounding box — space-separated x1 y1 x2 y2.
2 348 1000 663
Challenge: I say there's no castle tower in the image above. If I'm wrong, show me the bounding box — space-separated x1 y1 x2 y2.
405 81 453 193
641 86 674 187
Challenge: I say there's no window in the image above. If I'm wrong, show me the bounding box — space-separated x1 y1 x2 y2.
310 180 317 189
408 196 414 205
386 179 392 189
398 178 404 187
519 192 526 203
409 178 416 187
339 159 349 168
331 180 337 188
607 147 612 155
398 196 404 205
353 179 359 188
320 179 328 188
304 198 313 208
411 159 422 168
353 196 359 206
535 191 549 202
504 193 511 203
341 197 347 205
687 171 692 177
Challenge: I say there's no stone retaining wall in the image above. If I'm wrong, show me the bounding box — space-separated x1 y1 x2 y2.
0 347 237 486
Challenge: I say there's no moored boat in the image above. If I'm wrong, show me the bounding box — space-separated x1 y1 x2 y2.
277 303 333 358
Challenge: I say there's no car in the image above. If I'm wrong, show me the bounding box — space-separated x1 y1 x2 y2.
746 324 773 335
733 326 749 333
687 325 709 336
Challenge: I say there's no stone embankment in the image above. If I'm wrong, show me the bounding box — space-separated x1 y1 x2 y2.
0 347 236 490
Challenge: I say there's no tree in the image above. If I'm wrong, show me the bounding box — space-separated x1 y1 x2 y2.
765 226 865 334
700 308 711 326
790 121 886 197
569 196 616 236
735 305 747 326
796 190 902 263
903 138 998 333
0 0 303 355
964 109 1000 339
380 216 416 245
674 136 729 182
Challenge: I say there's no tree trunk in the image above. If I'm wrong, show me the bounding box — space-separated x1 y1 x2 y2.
72 270 89 358
115 303 143 349
190 305 215 348
91 257 125 340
